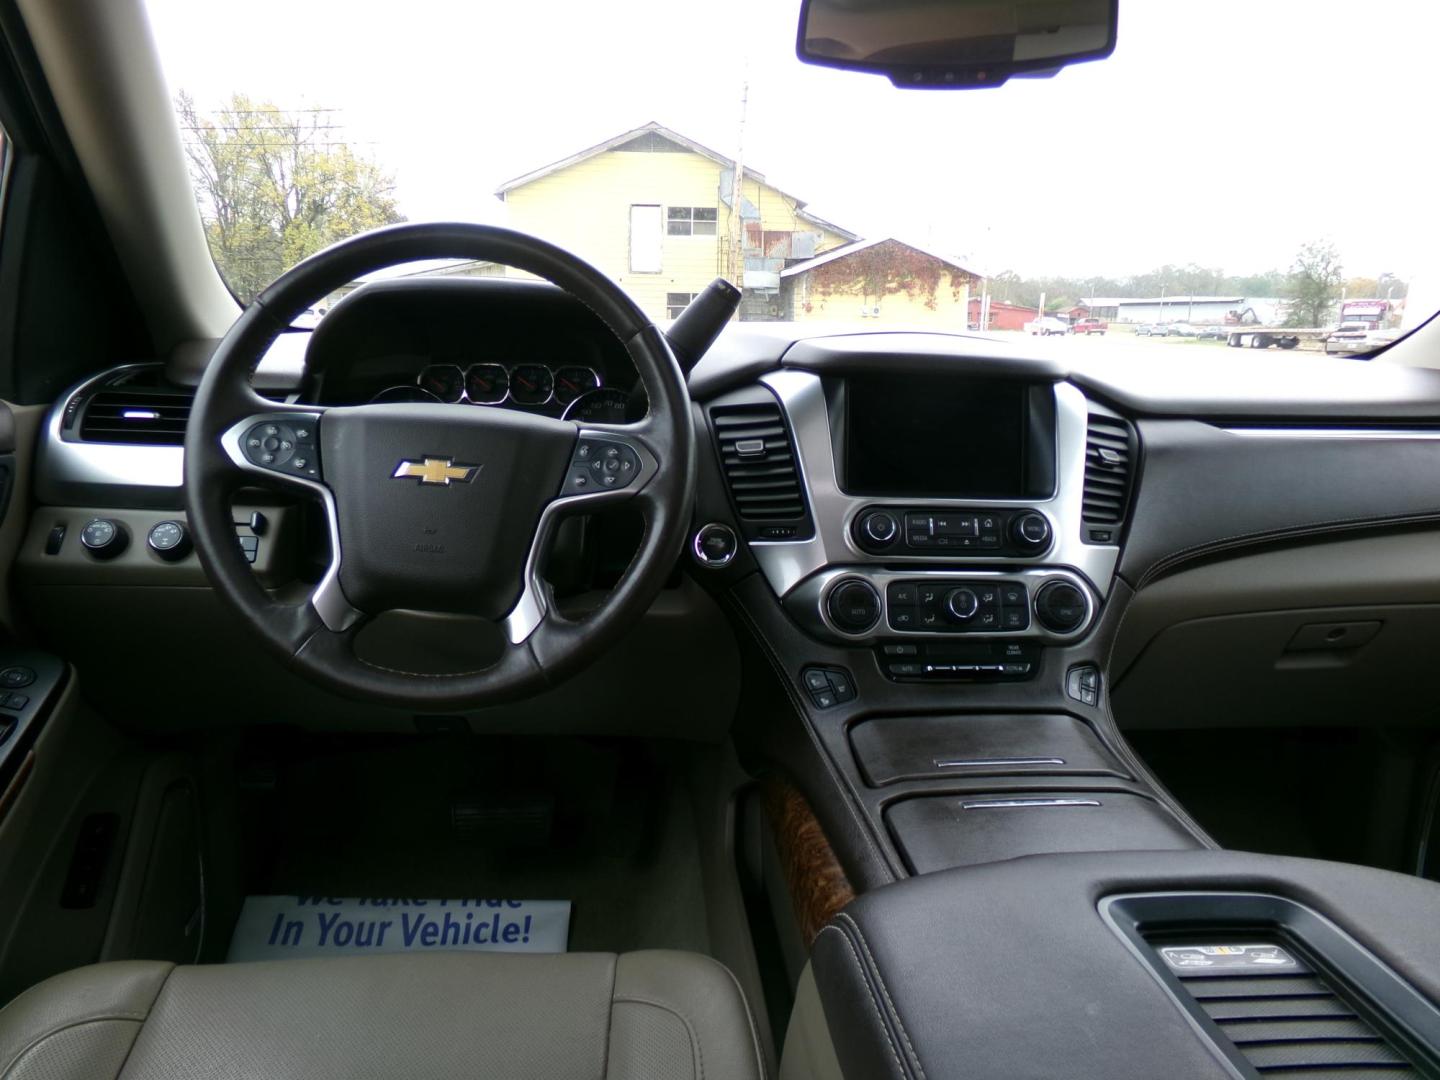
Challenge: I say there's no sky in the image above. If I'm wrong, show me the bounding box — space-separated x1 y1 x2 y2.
141 0 1439 283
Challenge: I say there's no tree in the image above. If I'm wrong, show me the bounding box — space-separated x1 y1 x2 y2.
1281 240 1343 327
178 93 405 303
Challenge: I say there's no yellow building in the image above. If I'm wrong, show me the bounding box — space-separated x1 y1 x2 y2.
494 122 856 323
781 238 981 328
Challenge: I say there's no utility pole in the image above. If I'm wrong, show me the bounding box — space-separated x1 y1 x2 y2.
729 77 749 296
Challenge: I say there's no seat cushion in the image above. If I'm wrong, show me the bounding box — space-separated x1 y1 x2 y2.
0 950 764 1080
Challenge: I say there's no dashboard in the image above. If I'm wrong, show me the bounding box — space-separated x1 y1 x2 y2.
22 273 1440 739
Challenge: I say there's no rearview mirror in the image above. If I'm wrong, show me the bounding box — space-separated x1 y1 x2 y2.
796 0 1117 89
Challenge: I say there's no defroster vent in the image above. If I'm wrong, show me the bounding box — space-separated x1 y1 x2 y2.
711 398 812 541
1081 410 1135 543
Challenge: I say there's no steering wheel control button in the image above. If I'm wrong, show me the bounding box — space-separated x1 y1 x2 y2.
566 437 640 494
146 520 192 562
692 523 738 568
800 665 857 709
79 518 127 559
242 415 322 479
1035 581 1088 634
826 579 881 634
237 533 260 564
0 667 36 689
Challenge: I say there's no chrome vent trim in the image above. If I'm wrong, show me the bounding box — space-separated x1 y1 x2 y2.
711 397 812 537
1082 412 1135 529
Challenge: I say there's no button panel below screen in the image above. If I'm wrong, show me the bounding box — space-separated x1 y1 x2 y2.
886 579 1030 633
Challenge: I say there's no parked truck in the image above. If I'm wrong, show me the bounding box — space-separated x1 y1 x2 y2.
1025 315 1069 336
1070 317 1108 335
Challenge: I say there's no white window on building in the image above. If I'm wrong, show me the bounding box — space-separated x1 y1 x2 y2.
667 207 718 236
666 292 697 319
629 204 662 272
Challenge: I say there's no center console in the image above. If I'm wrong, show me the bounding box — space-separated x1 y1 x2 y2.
804 850 1440 1079
710 366 1127 683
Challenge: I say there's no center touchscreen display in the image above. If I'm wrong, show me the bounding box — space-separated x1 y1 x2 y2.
843 375 1050 499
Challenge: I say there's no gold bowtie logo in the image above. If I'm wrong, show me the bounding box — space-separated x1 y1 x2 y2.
392 457 480 486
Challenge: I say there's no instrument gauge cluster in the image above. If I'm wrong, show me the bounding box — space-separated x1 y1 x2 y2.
372 362 607 411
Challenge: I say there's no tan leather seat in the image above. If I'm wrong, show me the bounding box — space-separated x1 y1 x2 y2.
0 949 764 1079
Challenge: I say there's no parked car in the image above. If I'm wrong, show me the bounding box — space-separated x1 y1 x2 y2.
1071 318 1108 336
1136 323 1164 336
1167 322 1198 337
1198 324 1228 340
1024 316 1069 336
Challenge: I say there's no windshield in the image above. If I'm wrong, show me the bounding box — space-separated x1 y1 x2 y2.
142 0 1438 351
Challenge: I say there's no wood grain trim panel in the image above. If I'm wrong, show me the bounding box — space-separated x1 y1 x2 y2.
763 775 856 949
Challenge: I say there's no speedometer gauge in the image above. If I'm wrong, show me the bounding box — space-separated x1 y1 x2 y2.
509 363 553 405
417 363 464 402
465 363 509 404
370 385 443 404
562 387 636 424
553 365 600 406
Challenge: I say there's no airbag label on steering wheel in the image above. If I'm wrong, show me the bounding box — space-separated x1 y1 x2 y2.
226 896 571 962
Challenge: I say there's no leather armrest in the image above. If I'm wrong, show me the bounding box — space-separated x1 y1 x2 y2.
811 850 1440 1079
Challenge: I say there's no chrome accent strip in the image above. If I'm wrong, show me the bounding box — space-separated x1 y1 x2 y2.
1222 427 1440 440
934 757 1066 769
37 364 185 506
501 428 659 645
37 348 310 507
959 798 1101 810
751 372 1119 599
787 565 1098 645
691 522 738 568
220 411 361 633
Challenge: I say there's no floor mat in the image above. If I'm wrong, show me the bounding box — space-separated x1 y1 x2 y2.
237 738 711 956
227 896 571 961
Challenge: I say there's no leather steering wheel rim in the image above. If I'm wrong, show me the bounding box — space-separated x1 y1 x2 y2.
183 222 695 710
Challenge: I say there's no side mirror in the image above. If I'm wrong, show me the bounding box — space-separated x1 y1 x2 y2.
796 0 1117 89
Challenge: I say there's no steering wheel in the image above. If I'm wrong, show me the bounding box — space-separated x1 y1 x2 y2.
183 223 696 709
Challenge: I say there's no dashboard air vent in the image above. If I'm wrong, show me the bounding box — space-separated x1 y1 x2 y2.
1081 411 1135 542
1173 957 1418 1075
77 375 195 446
711 398 812 540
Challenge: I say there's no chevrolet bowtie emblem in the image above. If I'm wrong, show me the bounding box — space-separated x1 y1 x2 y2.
392 457 480 486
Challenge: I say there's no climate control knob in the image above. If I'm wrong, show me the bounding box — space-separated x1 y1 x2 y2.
1010 511 1052 553
1035 581 1088 634
855 509 900 552
826 579 881 634
945 587 980 621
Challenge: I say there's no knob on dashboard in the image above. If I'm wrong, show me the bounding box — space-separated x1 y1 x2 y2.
945 587 980 621
79 518 127 559
854 509 900 552
1035 581 1087 633
1010 511 1052 553
826 579 881 633
147 520 193 562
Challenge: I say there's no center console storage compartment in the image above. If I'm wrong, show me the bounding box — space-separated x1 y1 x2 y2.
805 851 1440 1080
886 791 1198 873
849 712 1128 786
